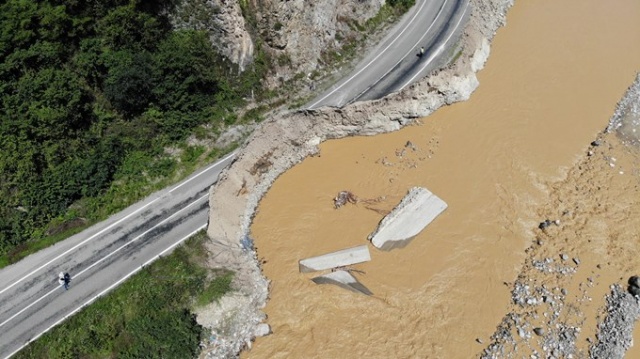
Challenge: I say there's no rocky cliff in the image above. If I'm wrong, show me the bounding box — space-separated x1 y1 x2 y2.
197 0 514 357
172 0 254 70
252 0 384 87
172 0 384 85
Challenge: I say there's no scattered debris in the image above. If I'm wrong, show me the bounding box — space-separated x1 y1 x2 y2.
573 257 581 266
627 276 640 296
538 219 560 230
333 190 387 215
589 285 640 358
405 140 417 151
236 178 248 196
334 191 358 209
249 151 273 175
539 219 553 230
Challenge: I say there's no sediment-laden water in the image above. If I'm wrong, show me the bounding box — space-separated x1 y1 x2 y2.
247 0 640 357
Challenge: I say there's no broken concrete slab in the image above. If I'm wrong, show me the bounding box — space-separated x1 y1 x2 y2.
311 270 373 296
299 245 371 273
368 187 447 251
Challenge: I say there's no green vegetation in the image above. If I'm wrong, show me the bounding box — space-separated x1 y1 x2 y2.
388 0 416 12
450 48 464 65
15 231 233 359
0 0 266 265
365 1 416 30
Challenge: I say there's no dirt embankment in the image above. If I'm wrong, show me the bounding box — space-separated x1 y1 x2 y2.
198 0 514 357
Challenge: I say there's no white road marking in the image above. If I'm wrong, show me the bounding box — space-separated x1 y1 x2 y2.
0 194 208 331
397 0 470 91
307 0 430 109
349 0 449 104
0 197 160 296
4 223 208 359
0 285 59 330
1 151 234 296
169 151 236 193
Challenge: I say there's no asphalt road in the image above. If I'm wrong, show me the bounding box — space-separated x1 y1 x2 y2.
307 0 470 109
0 153 235 358
0 1 470 357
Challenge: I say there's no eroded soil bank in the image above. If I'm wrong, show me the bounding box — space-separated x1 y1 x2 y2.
248 0 640 358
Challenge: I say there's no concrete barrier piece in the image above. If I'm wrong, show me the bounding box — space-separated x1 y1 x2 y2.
299 245 371 273
311 270 373 296
368 187 447 251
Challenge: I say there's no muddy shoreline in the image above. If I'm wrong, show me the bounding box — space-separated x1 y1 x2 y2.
198 0 513 356
481 75 640 358
198 0 640 357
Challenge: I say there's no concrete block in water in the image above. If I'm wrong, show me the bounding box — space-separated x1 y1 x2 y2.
368 187 447 251
299 245 371 273
311 270 373 296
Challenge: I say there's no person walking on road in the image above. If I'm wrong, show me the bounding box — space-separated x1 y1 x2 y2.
58 272 71 290
419 46 425 57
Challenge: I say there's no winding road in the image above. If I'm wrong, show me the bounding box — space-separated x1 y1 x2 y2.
307 0 470 109
0 0 469 357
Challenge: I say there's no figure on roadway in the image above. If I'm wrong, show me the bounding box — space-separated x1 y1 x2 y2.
58 272 71 290
418 46 425 58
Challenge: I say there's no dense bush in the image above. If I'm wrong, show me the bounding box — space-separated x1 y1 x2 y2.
388 0 416 11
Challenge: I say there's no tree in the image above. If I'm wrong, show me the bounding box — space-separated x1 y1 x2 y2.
103 50 154 117
97 4 165 51
152 30 219 113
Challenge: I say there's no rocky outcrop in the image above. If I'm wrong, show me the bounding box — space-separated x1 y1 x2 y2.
173 0 384 81
171 0 254 70
201 0 514 357
254 0 384 87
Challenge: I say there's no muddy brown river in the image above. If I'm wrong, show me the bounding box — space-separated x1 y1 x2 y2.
247 0 640 357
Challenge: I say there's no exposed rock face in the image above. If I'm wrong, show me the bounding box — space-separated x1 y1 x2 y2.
173 0 383 80
171 0 254 70
254 0 384 86
201 0 515 357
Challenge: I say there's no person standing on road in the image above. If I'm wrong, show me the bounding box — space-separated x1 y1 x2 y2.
419 46 425 57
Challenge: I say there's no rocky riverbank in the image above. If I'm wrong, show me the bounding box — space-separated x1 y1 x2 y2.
480 75 640 359
197 0 514 357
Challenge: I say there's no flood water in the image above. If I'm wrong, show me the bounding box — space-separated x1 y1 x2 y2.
248 0 640 357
